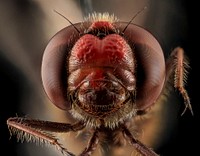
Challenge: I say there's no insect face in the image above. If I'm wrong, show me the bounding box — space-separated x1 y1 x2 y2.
41 13 166 129
68 22 137 127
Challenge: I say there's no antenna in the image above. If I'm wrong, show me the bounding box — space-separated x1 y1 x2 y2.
53 10 80 33
122 6 147 34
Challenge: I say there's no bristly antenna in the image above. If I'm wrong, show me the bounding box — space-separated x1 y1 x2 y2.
122 6 147 34
53 10 80 33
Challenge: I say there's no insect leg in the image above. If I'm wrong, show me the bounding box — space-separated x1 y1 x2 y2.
79 130 99 156
7 117 85 156
122 125 159 156
166 47 193 115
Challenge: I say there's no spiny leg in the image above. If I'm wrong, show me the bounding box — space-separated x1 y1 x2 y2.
7 117 85 156
166 47 193 115
122 125 159 156
79 130 99 156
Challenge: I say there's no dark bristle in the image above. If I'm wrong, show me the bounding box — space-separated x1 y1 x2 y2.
53 10 80 34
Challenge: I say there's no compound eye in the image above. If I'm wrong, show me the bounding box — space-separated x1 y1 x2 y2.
118 23 166 110
41 23 82 110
